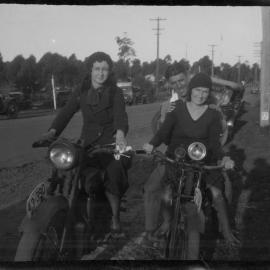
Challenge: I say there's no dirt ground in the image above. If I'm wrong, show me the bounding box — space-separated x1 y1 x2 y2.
1 91 270 268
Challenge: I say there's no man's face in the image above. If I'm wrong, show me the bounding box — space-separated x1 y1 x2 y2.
168 73 188 99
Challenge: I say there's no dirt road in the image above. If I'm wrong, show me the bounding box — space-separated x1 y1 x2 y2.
1 92 270 265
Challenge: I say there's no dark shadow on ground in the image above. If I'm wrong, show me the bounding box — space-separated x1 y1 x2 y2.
226 144 247 221
239 158 270 261
0 199 26 261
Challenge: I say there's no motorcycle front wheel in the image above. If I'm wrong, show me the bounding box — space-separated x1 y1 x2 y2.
164 217 187 259
14 210 67 261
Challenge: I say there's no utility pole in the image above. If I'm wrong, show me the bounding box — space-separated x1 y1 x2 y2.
51 74 57 110
253 42 262 86
260 7 270 127
150 17 166 98
236 55 242 84
209 44 217 77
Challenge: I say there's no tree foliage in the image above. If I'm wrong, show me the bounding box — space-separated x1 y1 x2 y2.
0 49 261 100
115 33 136 64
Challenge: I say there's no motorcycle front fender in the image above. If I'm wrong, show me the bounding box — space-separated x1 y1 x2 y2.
18 195 69 234
184 202 205 234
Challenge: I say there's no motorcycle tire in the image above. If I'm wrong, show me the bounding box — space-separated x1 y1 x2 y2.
14 210 67 261
200 205 219 261
164 217 187 259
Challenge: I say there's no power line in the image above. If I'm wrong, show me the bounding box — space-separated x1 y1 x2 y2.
208 44 217 77
150 17 166 98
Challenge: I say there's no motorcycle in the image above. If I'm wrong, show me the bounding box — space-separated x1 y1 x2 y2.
14 137 131 261
139 142 225 260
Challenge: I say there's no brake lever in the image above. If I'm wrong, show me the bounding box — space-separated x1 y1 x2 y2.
114 145 133 160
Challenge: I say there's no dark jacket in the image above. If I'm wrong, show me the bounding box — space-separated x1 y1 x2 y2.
50 77 128 146
150 101 224 162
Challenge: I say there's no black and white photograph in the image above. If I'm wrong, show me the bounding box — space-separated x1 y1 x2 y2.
0 3 269 269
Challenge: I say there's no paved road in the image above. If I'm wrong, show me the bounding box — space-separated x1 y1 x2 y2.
0 103 160 169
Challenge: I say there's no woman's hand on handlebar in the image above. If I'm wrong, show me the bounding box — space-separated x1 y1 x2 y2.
142 143 154 154
220 156 235 170
115 130 127 151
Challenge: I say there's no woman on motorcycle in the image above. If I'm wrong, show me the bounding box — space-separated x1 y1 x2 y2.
40 51 130 235
143 73 239 257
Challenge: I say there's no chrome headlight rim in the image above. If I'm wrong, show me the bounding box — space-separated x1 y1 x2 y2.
226 119 234 127
187 142 207 161
174 146 186 160
48 139 78 170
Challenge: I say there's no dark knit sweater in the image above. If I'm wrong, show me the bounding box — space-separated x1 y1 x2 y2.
150 101 224 162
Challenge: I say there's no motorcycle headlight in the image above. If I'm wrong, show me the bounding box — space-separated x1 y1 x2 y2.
174 146 186 160
48 140 78 170
187 142 206 161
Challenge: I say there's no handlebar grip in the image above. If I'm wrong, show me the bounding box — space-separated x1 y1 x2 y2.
32 140 51 148
203 164 224 170
32 137 56 148
134 149 147 155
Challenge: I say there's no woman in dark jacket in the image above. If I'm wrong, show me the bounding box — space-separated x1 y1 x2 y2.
41 51 130 233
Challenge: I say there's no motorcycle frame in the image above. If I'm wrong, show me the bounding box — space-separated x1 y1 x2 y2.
167 163 204 259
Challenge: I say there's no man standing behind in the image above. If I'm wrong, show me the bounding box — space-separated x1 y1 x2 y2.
151 63 189 134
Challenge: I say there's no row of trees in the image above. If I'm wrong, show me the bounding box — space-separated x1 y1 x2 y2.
0 33 261 100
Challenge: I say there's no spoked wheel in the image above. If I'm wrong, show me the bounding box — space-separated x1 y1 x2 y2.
163 193 188 260
164 215 188 259
14 210 67 261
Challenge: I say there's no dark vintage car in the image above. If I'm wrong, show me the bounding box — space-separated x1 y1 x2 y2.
56 89 72 108
0 93 19 118
117 81 149 106
117 81 134 105
9 91 32 110
210 77 245 143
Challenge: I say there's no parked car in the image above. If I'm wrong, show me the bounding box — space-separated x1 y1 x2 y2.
251 87 259 94
117 81 134 105
9 91 32 110
210 76 245 143
0 93 19 118
132 86 148 105
56 89 72 108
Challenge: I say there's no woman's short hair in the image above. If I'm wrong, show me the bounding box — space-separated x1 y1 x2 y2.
85 51 113 71
186 72 212 102
165 63 187 80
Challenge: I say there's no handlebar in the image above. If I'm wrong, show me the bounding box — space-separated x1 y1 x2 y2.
32 137 57 148
87 143 133 159
87 143 116 155
134 149 224 171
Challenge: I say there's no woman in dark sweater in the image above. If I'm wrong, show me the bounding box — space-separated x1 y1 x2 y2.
143 73 239 257
40 52 130 234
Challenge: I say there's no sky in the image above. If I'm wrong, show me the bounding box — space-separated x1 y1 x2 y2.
0 4 262 67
